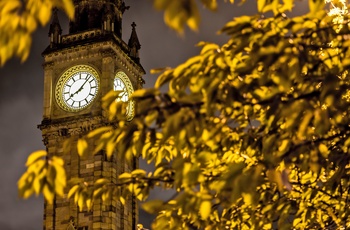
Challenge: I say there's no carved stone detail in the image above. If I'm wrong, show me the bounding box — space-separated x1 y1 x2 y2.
42 61 54 69
39 116 109 141
66 216 76 230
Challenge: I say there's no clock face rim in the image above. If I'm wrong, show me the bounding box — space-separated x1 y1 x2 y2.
114 71 135 121
55 65 100 112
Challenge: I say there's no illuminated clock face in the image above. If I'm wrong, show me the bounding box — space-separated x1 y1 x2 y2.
114 77 129 102
114 71 134 120
56 65 99 112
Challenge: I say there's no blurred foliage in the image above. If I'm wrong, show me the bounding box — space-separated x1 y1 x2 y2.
153 0 234 33
19 0 350 229
18 150 66 204
0 0 74 66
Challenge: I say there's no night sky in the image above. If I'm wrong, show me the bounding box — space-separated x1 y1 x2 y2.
0 1 307 229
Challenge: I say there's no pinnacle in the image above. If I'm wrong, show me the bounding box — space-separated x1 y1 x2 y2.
128 22 141 50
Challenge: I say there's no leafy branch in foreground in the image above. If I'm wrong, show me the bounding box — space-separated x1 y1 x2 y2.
18 150 66 204
18 0 350 229
0 0 74 65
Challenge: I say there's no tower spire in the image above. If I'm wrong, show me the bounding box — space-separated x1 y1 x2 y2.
128 22 141 63
48 8 62 48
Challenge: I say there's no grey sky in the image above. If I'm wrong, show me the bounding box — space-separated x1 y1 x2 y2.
0 0 308 229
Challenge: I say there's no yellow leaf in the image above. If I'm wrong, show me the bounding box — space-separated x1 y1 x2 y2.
282 0 293 11
18 172 29 190
131 169 146 176
297 111 313 139
119 196 126 205
136 192 146 201
86 198 92 210
309 0 325 14
52 159 66 196
78 193 85 211
199 200 211 220
155 70 173 88
102 90 119 108
242 193 252 205
150 67 169 74
95 178 109 185
68 185 80 198
101 189 111 202
318 144 329 158
22 187 34 199
93 187 104 198
131 88 159 99
202 129 210 141
153 0 172 10
108 101 118 120
257 0 266 12
145 110 158 126
74 189 80 204
215 55 227 69
77 138 88 157
201 0 218 10
25 14 37 33
200 43 219 54
33 175 42 195
163 2 184 33
33 168 47 195
25 150 47 166
43 184 54 204
142 199 164 213
187 0 200 31
52 156 64 166
27 159 46 174
18 34 31 62
10 15 20 30
277 139 290 156
1 0 21 14
37 1 52 26
46 164 56 187
61 0 75 19
106 139 116 159
87 126 112 138
119 172 132 180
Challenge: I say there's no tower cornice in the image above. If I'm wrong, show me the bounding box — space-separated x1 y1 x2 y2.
42 37 145 78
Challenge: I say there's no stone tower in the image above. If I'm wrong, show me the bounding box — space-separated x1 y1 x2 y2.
39 0 145 229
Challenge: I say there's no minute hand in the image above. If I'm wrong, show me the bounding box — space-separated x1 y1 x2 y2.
71 76 90 97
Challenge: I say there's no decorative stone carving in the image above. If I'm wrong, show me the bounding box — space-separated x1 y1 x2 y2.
66 216 76 230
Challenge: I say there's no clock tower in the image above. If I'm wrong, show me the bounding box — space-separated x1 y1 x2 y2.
39 0 145 229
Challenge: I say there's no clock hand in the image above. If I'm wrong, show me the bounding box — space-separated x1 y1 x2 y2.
118 90 128 102
70 76 90 97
